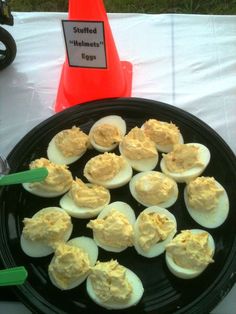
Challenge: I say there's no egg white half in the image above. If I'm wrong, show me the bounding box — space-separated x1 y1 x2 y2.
20 207 73 258
119 143 158 172
165 229 215 279
49 236 98 290
89 201 136 253
89 115 126 152
86 266 144 309
22 181 71 198
59 185 111 219
134 206 177 258
160 143 211 183
84 158 133 189
184 181 229 228
129 171 178 208
47 136 87 165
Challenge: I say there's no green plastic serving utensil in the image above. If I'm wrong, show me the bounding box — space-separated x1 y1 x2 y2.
0 167 48 186
0 266 28 286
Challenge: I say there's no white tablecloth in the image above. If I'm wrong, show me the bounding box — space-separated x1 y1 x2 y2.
0 12 235 314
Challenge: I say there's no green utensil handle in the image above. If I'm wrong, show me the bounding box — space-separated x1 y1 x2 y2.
0 266 28 286
0 167 48 186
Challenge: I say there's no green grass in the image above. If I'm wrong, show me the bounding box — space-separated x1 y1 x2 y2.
10 0 236 14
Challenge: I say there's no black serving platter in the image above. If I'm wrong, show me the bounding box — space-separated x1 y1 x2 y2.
0 97 236 314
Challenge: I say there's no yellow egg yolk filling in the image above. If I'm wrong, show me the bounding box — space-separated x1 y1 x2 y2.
163 144 203 173
22 210 72 247
121 127 157 160
87 209 133 248
90 260 132 303
91 124 122 147
166 230 214 271
69 178 110 209
143 119 180 146
187 177 224 211
29 158 73 192
55 126 89 157
138 212 175 251
135 173 175 205
48 243 90 289
84 152 125 181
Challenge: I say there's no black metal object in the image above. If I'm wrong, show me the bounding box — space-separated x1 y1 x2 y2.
0 0 16 70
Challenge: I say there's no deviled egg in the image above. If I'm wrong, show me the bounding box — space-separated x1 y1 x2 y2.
160 143 211 183
134 206 177 258
86 259 144 309
20 207 73 257
184 176 229 228
119 127 158 172
142 119 184 152
165 229 215 279
129 171 178 208
87 201 135 252
48 236 98 290
47 126 89 165
89 115 126 152
60 178 110 218
22 158 73 197
83 152 132 189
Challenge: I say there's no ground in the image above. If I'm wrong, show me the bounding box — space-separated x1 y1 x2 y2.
9 0 236 15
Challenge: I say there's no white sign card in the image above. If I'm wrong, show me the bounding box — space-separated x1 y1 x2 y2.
62 20 107 68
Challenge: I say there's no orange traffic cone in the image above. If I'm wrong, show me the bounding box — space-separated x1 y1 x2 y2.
54 0 133 112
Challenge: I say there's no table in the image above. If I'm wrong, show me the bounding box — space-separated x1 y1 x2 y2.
0 12 235 314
